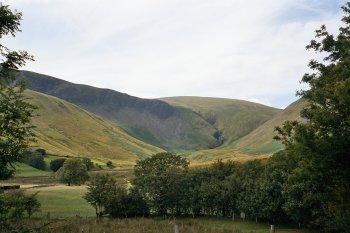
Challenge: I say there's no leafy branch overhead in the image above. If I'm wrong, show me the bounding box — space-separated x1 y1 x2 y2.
274 2 350 230
0 3 36 179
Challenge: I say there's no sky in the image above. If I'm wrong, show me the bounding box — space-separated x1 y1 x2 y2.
2 0 347 108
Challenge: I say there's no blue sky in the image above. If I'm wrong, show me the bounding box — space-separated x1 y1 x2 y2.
2 0 347 108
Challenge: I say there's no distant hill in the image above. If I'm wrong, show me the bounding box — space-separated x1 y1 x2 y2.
230 99 307 154
26 90 163 163
161 96 280 145
20 71 219 151
20 70 299 155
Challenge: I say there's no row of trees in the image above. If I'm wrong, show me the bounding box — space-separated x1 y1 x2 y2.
85 154 299 222
84 5 350 231
85 150 346 231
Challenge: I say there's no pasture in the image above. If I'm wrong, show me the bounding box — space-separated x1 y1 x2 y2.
18 217 313 233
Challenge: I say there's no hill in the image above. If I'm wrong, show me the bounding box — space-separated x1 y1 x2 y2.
20 71 219 151
230 99 307 154
161 96 280 145
26 90 163 163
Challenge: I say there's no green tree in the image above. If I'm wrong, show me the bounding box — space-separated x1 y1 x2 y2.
82 158 94 171
35 148 46 156
84 174 148 218
50 158 66 172
0 189 40 219
24 151 46 170
84 174 118 217
56 159 89 186
274 2 350 230
0 3 35 180
120 187 149 217
236 160 264 222
133 152 189 216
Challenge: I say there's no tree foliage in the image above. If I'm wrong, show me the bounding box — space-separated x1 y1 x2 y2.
274 2 350 231
0 3 35 180
49 158 66 172
133 152 189 216
23 151 46 170
84 174 119 217
82 158 94 171
84 174 149 218
56 159 89 186
0 189 40 232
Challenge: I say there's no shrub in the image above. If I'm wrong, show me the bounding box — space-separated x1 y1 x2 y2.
24 152 46 170
106 161 115 168
50 158 66 172
82 158 94 171
35 148 46 156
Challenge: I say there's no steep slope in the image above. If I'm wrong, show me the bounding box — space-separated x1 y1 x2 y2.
161 96 280 145
26 90 163 162
20 71 218 151
231 99 307 154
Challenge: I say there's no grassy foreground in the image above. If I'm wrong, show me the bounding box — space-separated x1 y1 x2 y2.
18 218 312 233
27 185 95 218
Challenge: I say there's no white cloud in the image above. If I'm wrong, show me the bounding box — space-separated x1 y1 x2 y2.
2 0 345 108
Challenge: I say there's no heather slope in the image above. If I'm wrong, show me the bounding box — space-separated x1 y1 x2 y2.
21 71 218 151
26 90 163 162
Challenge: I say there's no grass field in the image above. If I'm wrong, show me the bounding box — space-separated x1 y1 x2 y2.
26 185 95 218
18 217 313 233
14 163 52 177
185 149 270 165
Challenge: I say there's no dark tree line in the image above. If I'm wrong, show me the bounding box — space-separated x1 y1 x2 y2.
131 154 301 224
85 5 350 231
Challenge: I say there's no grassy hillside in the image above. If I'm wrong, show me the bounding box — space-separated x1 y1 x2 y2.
161 96 280 145
230 99 307 154
21 71 219 151
26 90 163 162
185 149 270 166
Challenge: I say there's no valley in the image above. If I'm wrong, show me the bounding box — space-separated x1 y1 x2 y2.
20 70 298 163
1 1 348 232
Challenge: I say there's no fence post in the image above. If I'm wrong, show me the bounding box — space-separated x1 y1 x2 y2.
174 224 179 233
270 225 275 233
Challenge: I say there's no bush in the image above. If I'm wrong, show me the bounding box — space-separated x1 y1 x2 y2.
50 158 66 172
23 152 46 170
35 148 46 156
0 190 40 219
82 158 94 171
106 161 114 168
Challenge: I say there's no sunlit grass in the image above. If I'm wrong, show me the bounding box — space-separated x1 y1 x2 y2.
26 185 95 218
14 163 52 177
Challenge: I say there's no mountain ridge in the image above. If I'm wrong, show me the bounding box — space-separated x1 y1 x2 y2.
20 70 281 152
